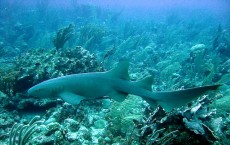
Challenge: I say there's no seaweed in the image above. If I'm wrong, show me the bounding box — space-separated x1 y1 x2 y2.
0 66 18 96
53 24 75 50
9 116 44 145
78 24 106 49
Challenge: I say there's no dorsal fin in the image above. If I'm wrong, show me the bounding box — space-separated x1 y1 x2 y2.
107 61 130 80
134 76 153 91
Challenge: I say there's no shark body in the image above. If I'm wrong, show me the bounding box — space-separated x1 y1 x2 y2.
28 62 220 111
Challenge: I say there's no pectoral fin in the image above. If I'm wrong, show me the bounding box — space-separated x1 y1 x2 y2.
59 92 85 105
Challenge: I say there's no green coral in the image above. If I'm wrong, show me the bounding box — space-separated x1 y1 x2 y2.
9 116 44 145
107 95 144 136
78 24 106 49
53 24 75 50
0 66 19 96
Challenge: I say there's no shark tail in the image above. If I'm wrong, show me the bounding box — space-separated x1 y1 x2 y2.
146 84 221 112
107 61 221 112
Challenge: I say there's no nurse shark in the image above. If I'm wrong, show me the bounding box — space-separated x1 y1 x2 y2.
28 61 220 111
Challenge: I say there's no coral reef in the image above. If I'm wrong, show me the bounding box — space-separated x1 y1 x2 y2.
213 25 230 59
9 116 44 145
106 95 145 137
136 94 226 145
0 1 229 144
28 100 110 144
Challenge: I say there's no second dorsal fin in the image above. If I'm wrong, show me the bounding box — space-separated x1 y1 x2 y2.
133 76 153 91
106 61 130 80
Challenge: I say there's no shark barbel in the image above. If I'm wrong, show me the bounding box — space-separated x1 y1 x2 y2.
28 61 220 111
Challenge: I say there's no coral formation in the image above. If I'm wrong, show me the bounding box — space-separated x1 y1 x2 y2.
78 24 107 50
9 116 44 145
106 95 145 142
53 24 75 50
136 94 226 145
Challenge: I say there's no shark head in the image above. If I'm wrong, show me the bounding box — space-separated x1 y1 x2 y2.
27 79 62 99
28 84 51 98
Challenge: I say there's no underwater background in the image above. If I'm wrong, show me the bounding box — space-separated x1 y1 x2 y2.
0 0 230 144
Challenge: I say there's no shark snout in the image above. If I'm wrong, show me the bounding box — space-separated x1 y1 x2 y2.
27 87 35 96
27 85 44 98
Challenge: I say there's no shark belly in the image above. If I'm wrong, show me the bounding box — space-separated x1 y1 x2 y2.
58 74 114 103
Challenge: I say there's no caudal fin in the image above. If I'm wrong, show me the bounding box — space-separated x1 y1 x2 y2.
148 84 221 112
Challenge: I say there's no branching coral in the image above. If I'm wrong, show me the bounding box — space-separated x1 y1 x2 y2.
137 94 222 145
0 64 19 96
53 24 75 50
106 95 144 136
78 24 106 49
9 116 44 145
146 128 179 145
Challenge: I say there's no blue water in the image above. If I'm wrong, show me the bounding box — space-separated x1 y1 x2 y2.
0 0 230 144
